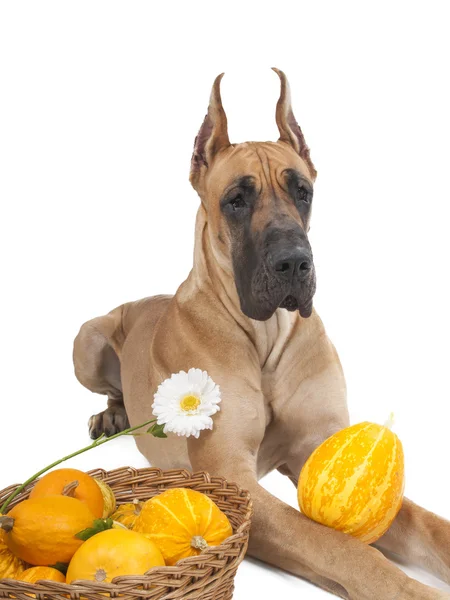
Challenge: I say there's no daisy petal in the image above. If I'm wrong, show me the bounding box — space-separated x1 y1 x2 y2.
152 368 221 438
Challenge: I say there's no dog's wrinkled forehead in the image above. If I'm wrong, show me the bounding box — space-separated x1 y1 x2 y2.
204 141 313 201
189 69 317 200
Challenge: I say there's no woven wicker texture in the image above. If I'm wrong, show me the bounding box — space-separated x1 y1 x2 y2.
0 467 252 600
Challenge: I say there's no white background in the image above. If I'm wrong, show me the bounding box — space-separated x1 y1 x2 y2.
1 1 449 597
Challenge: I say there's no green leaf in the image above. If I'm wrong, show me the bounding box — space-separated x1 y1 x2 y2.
75 518 114 541
50 562 68 575
147 423 168 438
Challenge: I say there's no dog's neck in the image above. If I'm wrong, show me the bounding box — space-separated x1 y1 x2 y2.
178 205 298 368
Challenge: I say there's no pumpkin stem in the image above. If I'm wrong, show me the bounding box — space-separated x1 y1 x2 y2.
384 412 395 430
62 480 79 497
0 516 14 533
191 536 208 551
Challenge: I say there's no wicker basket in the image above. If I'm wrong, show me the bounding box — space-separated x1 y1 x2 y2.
0 467 252 600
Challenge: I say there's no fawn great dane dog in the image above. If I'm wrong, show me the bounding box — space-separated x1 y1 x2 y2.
73 69 450 599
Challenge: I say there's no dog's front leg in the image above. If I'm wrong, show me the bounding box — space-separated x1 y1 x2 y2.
187 379 449 600
376 498 450 585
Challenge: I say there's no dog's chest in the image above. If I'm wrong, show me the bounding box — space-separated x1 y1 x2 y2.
249 310 296 427
253 309 296 372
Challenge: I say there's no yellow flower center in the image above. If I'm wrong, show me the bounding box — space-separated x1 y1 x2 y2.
180 394 201 412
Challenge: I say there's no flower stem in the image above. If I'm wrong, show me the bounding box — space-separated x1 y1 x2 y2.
0 419 156 514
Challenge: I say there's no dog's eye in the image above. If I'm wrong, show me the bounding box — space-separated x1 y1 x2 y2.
297 186 311 204
229 194 246 210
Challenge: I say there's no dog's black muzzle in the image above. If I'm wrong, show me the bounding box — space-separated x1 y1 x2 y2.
239 226 316 321
268 231 315 318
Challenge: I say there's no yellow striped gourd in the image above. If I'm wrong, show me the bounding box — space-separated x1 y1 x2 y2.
133 488 233 565
298 419 405 543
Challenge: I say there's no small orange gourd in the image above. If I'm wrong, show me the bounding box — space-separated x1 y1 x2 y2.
17 567 66 583
30 469 104 518
133 488 233 565
94 479 116 518
298 419 405 543
66 528 164 583
0 495 95 565
110 499 143 529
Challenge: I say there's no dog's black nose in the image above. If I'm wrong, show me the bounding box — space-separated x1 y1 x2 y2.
274 248 312 279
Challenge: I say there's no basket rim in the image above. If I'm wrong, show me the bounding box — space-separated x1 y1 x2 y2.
0 466 253 595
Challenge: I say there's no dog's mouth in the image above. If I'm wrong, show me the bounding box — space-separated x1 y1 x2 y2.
279 294 313 318
235 254 317 322
279 294 298 311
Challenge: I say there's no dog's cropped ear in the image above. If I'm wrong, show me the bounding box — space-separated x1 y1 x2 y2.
190 73 230 192
273 68 317 180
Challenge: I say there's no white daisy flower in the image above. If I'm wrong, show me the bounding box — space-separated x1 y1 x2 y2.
152 368 221 438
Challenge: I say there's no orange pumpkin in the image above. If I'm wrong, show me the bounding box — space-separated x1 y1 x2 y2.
133 488 233 565
0 495 95 565
66 528 164 583
30 469 104 518
298 420 405 543
18 567 66 583
110 499 143 529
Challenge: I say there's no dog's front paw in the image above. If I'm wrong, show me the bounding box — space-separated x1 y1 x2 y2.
88 404 130 439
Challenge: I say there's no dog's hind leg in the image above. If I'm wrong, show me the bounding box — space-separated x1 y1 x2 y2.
73 307 129 439
375 498 450 586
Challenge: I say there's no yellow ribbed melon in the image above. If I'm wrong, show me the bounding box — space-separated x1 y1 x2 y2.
133 488 233 566
298 420 405 543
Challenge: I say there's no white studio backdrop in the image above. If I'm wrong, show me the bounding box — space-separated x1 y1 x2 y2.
0 1 449 597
